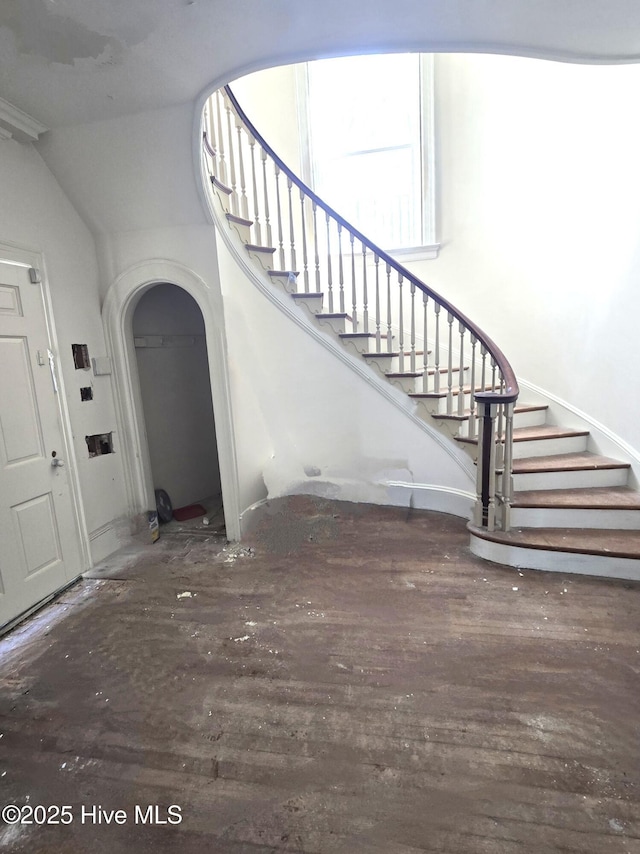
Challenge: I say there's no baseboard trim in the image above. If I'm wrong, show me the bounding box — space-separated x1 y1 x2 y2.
469 528 640 581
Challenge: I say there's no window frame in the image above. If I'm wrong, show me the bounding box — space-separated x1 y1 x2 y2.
295 53 439 260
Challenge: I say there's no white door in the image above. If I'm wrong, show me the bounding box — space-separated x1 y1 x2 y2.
0 260 83 630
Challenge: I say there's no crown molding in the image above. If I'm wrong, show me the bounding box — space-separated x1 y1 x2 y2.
0 97 48 142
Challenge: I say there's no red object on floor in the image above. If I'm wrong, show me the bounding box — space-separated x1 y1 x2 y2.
172 504 207 521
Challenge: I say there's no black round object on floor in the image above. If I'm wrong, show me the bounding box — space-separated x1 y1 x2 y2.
155 488 173 523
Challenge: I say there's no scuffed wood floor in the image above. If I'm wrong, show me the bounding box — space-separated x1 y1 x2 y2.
1 496 639 853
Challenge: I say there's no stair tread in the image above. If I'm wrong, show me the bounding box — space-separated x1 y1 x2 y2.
291 292 323 299
410 385 494 399
435 403 549 422
386 371 423 379
363 350 428 358
513 452 630 474
246 244 276 254
469 524 640 560
340 332 392 340
316 312 352 320
513 486 640 509
457 425 590 445
211 175 232 195
268 270 299 277
226 213 253 226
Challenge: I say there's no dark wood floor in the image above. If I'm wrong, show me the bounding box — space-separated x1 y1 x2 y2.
1 496 639 853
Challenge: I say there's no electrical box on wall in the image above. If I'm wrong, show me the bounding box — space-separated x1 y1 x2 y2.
86 432 114 458
72 343 90 370
80 387 93 402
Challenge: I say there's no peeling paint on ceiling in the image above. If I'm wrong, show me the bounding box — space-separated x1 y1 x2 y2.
1 0 640 130
0 0 117 65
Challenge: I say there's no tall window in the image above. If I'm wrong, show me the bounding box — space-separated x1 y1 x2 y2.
302 53 436 254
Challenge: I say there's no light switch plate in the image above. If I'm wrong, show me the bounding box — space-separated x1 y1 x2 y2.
92 356 112 376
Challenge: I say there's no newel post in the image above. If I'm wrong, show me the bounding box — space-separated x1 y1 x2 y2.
474 396 498 531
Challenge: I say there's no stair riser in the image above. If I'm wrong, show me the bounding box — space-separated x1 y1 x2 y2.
341 337 377 355
247 248 275 272
316 316 348 335
415 392 477 416
470 535 640 581
510 506 640 530
291 295 324 317
268 274 298 295
512 434 588 459
227 219 252 244
386 375 421 394
513 467 629 491
366 356 435 378
212 185 233 214
512 409 549 429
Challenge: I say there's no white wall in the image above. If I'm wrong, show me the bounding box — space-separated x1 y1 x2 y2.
0 139 128 562
231 66 306 179
217 236 474 517
133 283 221 509
415 54 640 458
36 105 268 521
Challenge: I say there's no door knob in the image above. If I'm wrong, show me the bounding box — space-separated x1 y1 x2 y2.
51 451 65 468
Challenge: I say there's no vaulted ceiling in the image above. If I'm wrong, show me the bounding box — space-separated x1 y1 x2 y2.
2 0 640 130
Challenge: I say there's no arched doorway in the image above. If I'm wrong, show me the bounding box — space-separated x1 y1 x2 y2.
132 283 223 530
102 259 241 541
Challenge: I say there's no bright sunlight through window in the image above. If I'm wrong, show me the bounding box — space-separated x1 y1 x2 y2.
304 54 434 252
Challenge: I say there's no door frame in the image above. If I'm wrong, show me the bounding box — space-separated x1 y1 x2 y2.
102 259 242 540
0 239 91 572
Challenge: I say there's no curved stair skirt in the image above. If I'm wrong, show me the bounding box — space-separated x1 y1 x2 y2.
469 524 640 581
203 148 640 582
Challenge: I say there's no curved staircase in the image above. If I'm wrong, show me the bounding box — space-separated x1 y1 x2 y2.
203 84 640 581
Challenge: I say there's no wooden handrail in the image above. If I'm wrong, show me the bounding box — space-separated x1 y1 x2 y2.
224 84 519 405
205 82 520 531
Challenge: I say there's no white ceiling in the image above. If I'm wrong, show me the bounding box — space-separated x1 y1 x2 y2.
2 0 640 130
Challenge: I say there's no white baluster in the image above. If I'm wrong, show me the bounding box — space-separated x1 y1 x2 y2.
362 245 369 335
224 95 238 215
386 264 393 353
287 177 296 272
495 381 505 469
469 336 477 437
350 233 357 332
458 323 465 416
204 100 216 176
398 274 405 373
374 254 381 352
215 90 227 186
433 304 441 392
326 213 333 306
274 165 284 269
501 401 515 532
338 225 345 313
248 136 261 245
260 149 272 247
446 312 454 414
300 190 309 292
313 203 322 297
410 282 416 373
422 293 429 392
235 119 249 220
